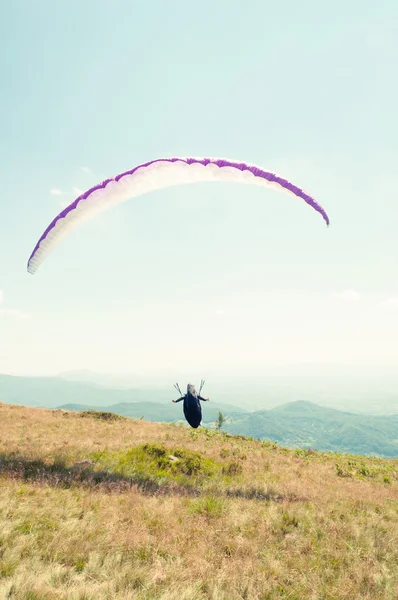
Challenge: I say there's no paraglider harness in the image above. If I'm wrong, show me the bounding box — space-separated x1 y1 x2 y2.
173 380 208 428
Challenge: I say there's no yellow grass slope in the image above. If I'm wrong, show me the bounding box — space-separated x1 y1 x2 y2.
0 402 396 600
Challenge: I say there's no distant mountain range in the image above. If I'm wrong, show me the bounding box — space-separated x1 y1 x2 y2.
224 400 398 458
1 373 397 457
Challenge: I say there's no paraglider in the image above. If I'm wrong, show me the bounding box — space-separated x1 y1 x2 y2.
172 381 209 428
27 156 330 274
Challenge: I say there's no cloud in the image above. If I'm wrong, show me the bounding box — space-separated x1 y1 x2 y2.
50 189 64 196
333 290 362 302
72 187 83 195
380 297 398 309
81 166 93 175
215 309 226 316
0 308 30 320
0 290 30 320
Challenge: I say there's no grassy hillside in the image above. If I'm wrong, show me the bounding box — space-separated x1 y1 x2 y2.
0 402 396 599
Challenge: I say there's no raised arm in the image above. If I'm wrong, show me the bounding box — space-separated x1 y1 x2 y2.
198 395 209 401
172 396 185 403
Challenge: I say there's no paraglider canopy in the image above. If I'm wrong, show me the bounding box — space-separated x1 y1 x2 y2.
27 156 330 275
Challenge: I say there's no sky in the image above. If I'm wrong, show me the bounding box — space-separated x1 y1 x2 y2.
1 0 398 380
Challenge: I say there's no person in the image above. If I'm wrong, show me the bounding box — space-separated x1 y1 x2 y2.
172 382 209 428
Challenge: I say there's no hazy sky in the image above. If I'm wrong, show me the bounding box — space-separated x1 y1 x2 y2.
1 0 398 377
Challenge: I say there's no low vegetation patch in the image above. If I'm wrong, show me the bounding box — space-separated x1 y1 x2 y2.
189 496 226 518
334 456 398 483
79 410 126 422
90 442 220 490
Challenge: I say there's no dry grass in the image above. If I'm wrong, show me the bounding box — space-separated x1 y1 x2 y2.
0 402 396 599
